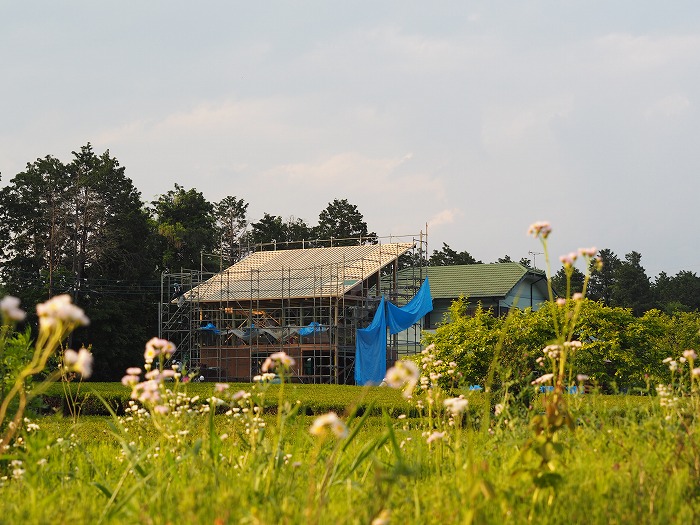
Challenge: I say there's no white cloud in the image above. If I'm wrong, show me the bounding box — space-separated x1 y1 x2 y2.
428 208 462 228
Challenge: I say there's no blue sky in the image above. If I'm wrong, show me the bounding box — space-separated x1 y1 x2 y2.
2 1 699 277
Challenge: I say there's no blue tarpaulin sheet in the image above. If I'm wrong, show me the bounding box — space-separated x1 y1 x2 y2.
199 322 220 334
386 278 433 334
298 321 328 336
354 297 387 386
355 279 433 385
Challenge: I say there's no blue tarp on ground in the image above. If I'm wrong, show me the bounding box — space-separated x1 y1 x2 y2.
355 279 433 385
386 278 433 334
354 297 387 386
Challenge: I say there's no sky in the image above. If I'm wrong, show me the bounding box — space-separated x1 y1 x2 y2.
2 1 699 278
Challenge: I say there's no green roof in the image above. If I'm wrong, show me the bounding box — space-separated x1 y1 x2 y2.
420 262 545 299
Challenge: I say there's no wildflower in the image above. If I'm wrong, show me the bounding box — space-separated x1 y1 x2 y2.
578 247 598 258
559 252 578 267
443 396 469 415
37 294 89 327
576 374 589 382
144 337 176 363
426 431 446 444
684 349 697 361
564 340 583 350
261 351 295 372
556 298 566 307
215 383 229 393
668 360 678 372
543 345 561 359
532 373 555 385
693 368 700 377
663 357 673 364
121 374 140 386
528 221 552 239
572 292 583 301
494 403 504 416
0 296 26 322
385 360 420 398
309 412 348 439
63 348 93 378
126 367 142 376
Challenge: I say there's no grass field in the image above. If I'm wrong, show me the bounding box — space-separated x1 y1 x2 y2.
3 377 699 525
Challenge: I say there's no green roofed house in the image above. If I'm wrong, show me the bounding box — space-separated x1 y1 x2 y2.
419 262 549 330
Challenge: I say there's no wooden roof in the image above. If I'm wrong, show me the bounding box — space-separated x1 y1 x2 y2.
184 243 413 302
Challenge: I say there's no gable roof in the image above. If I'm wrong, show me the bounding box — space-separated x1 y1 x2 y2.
184 243 413 302
420 262 546 299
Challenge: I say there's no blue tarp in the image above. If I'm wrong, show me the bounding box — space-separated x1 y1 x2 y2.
386 278 433 334
354 297 387 385
298 321 328 337
355 279 434 386
199 322 220 335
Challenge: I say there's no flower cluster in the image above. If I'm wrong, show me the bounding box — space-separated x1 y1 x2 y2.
63 348 94 378
385 359 420 399
144 337 176 366
36 294 89 328
261 351 295 373
527 221 552 239
0 296 26 322
309 412 348 439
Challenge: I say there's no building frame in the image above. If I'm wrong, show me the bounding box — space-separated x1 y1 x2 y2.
159 235 427 384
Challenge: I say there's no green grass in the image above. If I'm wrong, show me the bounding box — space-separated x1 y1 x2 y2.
5 383 699 524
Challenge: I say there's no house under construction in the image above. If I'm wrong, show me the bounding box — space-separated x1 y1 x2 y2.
159 237 427 384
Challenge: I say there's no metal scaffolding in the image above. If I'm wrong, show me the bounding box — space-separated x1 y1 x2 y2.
159 235 428 384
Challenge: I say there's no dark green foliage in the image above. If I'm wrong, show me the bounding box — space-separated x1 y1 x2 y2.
611 251 654 315
587 248 620 305
429 242 481 266
0 145 159 379
214 195 249 263
315 198 376 245
551 266 585 297
151 184 216 271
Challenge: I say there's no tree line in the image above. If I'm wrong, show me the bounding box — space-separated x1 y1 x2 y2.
0 145 376 378
0 144 697 376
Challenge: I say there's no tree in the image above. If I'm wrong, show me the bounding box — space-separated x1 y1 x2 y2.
214 196 248 264
247 213 314 249
0 144 158 379
653 270 700 313
587 249 620 305
429 243 481 266
611 251 653 316
551 266 585 298
315 199 376 246
151 184 216 271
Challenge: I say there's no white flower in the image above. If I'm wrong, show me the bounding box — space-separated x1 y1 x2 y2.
683 349 697 361
64 348 93 378
576 374 589 382
385 360 420 398
37 294 89 327
144 337 175 363
261 351 295 372
215 383 229 393
310 412 348 439
426 431 446 444
0 296 26 322
531 373 555 385
494 403 504 416
443 396 469 415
